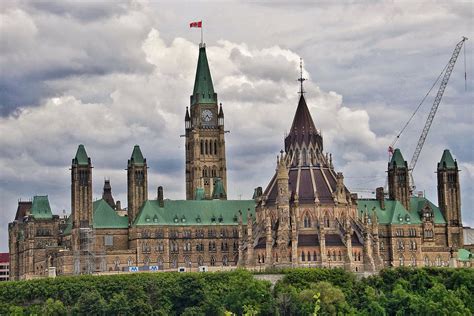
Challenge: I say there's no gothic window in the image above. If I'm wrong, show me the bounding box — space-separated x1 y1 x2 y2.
358 253 361 261
313 251 318 261
214 140 218 155
332 250 337 261
399 255 404 267
205 140 209 155
157 257 163 269
198 256 204 266
380 241 384 250
301 252 305 262
171 256 177 268
303 214 311 228
410 240 417 250
114 257 120 271
223 255 228 266
411 256 417 267
338 251 342 261
143 256 150 266
200 140 204 155
324 215 330 228
184 256 192 267
210 256 216 266
424 256 430 267
397 240 404 251
436 256 441 267
127 257 133 267
79 170 89 186
209 141 213 156
135 170 144 185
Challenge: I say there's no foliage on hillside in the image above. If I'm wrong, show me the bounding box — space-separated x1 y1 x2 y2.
0 268 472 315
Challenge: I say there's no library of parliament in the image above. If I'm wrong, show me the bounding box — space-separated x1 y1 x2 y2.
8 42 471 280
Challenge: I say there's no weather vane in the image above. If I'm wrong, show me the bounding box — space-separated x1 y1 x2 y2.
297 58 306 95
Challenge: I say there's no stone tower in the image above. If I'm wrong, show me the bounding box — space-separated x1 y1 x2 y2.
102 179 115 209
71 144 93 251
388 148 411 210
437 149 463 248
185 43 227 200
127 145 147 225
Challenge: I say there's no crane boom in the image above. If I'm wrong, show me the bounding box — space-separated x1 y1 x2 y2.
409 37 468 171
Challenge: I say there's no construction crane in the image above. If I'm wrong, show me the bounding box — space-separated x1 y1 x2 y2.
389 36 468 193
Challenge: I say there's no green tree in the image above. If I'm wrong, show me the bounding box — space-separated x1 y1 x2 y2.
42 298 67 316
107 292 130 316
74 288 107 315
310 281 351 316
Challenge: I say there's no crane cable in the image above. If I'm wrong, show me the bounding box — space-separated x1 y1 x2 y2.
389 61 449 150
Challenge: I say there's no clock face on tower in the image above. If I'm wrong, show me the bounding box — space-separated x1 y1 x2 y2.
201 109 213 122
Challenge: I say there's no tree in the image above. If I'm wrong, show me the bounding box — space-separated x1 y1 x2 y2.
42 298 67 316
74 288 107 315
107 292 130 316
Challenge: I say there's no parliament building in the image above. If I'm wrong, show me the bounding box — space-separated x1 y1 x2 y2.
8 42 471 280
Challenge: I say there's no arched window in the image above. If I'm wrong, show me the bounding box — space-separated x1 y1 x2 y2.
209 140 213 155
143 256 150 266
171 256 178 268
114 257 120 271
127 257 133 267
424 256 430 267
324 215 330 228
399 255 404 267
436 256 441 267
157 257 163 270
301 252 305 262
307 251 311 262
332 250 337 261
214 140 218 155
205 140 209 155
380 241 384 250
223 255 228 266
411 256 417 267
210 256 216 266
200 140 204 155
338 251 342 261
358 253 361 261
184 256 191 267
314 251 318 261
303 214 311 228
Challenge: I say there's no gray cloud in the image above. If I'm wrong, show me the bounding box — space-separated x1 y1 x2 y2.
0 1 472 252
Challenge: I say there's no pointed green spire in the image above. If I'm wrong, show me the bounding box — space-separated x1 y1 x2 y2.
390 148 406 169
191 45 217 105
74 144 89 165
212 178 227 200
438 149 456 169
194 187 205 200
130 145 145 166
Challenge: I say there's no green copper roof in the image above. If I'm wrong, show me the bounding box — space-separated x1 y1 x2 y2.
439 149 456 169
129 145 145 166
195 188 205 200
133 199 254 226
357 196 445 225
191 46 217 105
458 249 473 261
389 148 406 169
30 196 53 219
74 144 89 165
93 199 128 229
212 178 227 199
63 216 72 235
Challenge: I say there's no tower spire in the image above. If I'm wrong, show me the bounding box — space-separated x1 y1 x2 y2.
297 58 306 96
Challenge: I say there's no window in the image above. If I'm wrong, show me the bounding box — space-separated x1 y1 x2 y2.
410 240 417 250
424 256 430 267
171 256 177 268
396 229 404 237
104 235 113 246
380 241 384 250
200 140 204 155
127 257 133 267
210 256 216 266
301 252 305 262
198 256 204 266
223 255 228 266
214 140 218 155
399 256 404 266
303 215 311 228
79 170 89 186
184 256 192 267
397 240 404 251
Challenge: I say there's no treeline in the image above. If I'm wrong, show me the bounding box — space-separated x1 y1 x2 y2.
0 268 472 315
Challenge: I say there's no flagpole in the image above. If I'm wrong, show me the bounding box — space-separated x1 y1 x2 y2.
201 22 203 45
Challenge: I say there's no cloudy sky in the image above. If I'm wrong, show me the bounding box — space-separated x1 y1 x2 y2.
0 0 472 252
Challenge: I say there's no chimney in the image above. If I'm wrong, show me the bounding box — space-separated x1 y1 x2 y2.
157 186 164 207
116 200 121 211
376 187 385 210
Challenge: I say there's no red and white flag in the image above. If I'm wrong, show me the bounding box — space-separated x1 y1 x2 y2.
190 21 202 28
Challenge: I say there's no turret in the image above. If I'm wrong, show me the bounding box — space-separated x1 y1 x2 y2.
102 179 115 209
127 145 148 225
437 149 463 248
387 148 410 211
71 145 93 229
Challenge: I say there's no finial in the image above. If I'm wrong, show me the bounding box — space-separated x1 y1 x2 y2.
297 57 306 96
